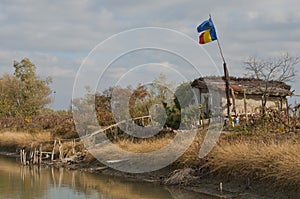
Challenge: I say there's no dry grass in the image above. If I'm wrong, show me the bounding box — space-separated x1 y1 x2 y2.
115 130 300 190
0 131 84 158
116 130 204 156
116 137 174 153
108 130 206 168
205 139 300 190
0 131 52 151
87 130 205 170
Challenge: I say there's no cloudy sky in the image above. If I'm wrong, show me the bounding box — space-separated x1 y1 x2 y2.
1 0 300 109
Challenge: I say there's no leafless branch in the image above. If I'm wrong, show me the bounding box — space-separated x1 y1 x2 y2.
243 53 299 115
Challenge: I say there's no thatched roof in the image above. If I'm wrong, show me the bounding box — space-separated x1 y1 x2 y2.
191 76 293 97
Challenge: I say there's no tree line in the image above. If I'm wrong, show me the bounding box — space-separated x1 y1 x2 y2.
0 53 298 135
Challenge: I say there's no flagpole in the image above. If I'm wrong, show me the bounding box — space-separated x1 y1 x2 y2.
210 14 231 117
217 39 226 64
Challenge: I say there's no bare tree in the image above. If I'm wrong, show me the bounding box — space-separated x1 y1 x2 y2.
244 53 299 115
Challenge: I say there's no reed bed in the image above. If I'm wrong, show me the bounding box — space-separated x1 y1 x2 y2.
0 131 51 151
205 138 300 190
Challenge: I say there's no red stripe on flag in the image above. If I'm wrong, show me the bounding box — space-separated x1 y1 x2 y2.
199 33 205 44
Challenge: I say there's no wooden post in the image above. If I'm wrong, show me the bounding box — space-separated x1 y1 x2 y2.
223 63 231 118
286 98 290 127
22 149 24 165
30 142 34 165
20 149 23 165
141 117 145 127
72 139 76 155
243 89 248 123
51 139 56 162
33 148 37 164
59 139 63 161
230 88 236 115
36 148 39 164
39 144 42 166
22 150 26 166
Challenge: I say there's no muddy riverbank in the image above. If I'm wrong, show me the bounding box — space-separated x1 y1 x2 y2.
1 130 300 199
2 150 296 199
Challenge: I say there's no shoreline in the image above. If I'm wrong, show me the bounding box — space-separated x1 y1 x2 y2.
1 129 300 199
0 151 236 198
1 151 295 199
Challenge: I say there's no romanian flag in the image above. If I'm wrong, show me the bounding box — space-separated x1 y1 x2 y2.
197 18 217 44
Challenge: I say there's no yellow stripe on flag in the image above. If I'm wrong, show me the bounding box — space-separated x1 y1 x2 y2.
203 30 212 43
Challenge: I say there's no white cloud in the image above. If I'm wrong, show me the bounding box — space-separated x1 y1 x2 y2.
38 66 76 78
1 0 300 108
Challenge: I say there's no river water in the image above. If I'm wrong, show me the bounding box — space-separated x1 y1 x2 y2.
0 155 216 199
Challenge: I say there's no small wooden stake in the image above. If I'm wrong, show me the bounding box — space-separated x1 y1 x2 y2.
72 139 76 155
30 142 34 164
244 89 248 123
231 88 236 115
141 118 145 127
51 140 57 162
39 144 42 165
286 98 290 127
20 149 23 165
59 139 63 161
33 148 37 164
23 150 27 166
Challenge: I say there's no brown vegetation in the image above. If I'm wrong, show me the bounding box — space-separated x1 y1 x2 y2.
204 137 300 191
0 111 77 139
117 136 174 153
114 127 300 191
1 119 300 193
0 131 52 152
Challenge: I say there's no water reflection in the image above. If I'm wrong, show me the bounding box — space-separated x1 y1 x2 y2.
0 156 215 199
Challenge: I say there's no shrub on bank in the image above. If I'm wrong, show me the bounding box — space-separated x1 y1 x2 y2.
0 110 78 139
